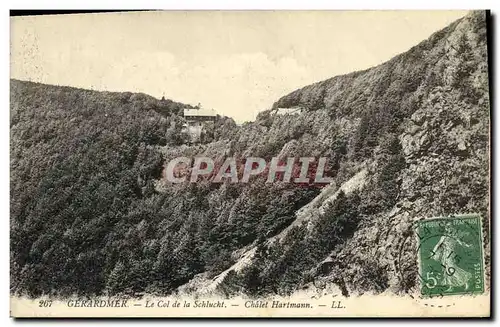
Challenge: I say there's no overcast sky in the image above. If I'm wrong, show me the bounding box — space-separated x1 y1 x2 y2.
11 10 468 123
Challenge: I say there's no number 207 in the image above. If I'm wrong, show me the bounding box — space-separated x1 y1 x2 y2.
38 300 52 307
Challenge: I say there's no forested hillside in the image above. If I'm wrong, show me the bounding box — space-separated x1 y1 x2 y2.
180 10 490 297
10 81 191 296
10 11 490 298
217 10 489 297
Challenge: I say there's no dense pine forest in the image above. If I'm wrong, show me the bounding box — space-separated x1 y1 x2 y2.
11 11 489 298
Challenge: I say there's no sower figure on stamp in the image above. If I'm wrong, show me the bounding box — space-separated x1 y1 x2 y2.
430 227 472 292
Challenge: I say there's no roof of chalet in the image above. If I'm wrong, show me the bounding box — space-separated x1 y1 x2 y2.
184 107 217 117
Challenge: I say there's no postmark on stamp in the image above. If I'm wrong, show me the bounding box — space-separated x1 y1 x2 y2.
417 214 485 297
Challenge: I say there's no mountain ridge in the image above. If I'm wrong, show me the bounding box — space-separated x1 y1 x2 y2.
10 10 490 298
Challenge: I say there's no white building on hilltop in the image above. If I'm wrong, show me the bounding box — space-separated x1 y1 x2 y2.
271 106 304 116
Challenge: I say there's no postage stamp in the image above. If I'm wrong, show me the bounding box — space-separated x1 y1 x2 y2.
417 214 485 297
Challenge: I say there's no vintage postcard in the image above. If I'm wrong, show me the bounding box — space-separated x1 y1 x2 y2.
10 10 491 318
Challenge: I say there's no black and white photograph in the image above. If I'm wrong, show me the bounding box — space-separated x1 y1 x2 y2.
8 9 491 318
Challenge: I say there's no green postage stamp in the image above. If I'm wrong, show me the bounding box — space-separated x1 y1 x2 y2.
418 214 485 297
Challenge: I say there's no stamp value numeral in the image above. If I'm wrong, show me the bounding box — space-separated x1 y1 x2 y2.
425 272 438 289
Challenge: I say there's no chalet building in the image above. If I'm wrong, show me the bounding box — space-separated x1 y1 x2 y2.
182 107 217 142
